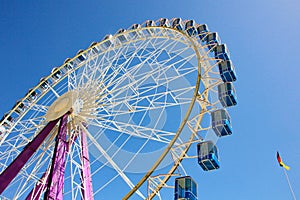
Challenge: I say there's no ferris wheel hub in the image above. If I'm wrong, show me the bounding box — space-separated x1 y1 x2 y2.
73 99 84 114
53 97 70 112
45 91 78 121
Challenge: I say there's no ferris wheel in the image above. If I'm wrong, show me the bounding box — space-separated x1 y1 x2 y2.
0 18 237 199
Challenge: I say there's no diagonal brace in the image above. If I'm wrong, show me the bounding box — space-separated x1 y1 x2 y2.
0 118 60 195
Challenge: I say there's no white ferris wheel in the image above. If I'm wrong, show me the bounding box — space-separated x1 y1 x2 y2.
0 18 237 200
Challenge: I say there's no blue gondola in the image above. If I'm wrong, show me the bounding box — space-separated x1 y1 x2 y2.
131 23 141 30
206 32 220 50
0 125 6 134
26 89 37 102
196 24 209 40
214 44 230 61
39 78 49 91
89 42 100 54
130 24 141 38
185 20 196 36
14 101 25 114
64 58 74 72
144 20 156 35
174 176 197 200
159 18 170 27
218 82 237 107
101 34 113 49
51 68 62 81
218 60 237 82
116 28 128 43
211 109 232 137
145 20 155 27
1 114 13 126
172 18 183 31
77 50 86 62
197 141 220 171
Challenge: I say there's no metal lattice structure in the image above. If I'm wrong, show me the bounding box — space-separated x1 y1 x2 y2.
0 18 237 199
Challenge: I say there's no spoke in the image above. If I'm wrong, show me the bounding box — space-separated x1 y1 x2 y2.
80 123 145 199
102 67 195 111
12 116 46 133
102 86 193 113
0 118 59 195
68 68 78 91
16 132 57 199
103 39 178 94
90 118 174 143
24 103 49 114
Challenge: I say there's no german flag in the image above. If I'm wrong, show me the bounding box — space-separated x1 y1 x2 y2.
277 151 290 170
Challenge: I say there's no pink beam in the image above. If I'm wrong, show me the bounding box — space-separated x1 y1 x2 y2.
0 118 60 195
26 123 79 200
44 114 68 200
80 128 94 200
26 169 50 200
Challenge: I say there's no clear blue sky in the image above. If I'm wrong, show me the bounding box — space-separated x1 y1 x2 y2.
0 0 299 199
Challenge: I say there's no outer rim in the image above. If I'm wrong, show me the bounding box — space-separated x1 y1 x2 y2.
122 26 202 199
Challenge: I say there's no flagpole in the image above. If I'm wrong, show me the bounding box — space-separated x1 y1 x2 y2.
283 168 297 200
